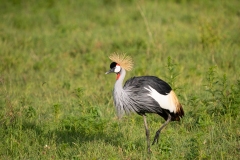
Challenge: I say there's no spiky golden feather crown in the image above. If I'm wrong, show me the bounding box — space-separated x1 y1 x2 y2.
109 53 134 71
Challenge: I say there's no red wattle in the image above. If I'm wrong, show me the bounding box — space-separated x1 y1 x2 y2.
116 73 120 80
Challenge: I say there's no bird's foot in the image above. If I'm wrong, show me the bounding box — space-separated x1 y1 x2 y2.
152 131 160 145
147 147 152 154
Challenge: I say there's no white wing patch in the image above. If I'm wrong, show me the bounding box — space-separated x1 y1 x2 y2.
145 86 176 113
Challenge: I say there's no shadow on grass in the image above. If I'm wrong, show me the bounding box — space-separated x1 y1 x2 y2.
49 115 128 148
54 129 124 147
19 119 125 148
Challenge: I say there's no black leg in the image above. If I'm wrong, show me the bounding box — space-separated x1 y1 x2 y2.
143 115 151 153
152 112 172 145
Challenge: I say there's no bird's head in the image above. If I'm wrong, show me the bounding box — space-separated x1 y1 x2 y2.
105 62 121 74
105 53 133 80
105 62 122 79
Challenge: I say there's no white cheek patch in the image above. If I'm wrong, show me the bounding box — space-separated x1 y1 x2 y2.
114 65 121 73
145 86 176 113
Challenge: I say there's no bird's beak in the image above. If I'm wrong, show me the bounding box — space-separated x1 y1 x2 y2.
105 68 114 74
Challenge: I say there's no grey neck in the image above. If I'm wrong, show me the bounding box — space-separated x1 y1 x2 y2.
113 68 126 118
113 68 139 118
115 68 126 89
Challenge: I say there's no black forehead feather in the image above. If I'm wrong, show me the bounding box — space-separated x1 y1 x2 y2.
110 62 117 69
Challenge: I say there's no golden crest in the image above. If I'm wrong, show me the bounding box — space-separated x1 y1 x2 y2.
109 53 134 71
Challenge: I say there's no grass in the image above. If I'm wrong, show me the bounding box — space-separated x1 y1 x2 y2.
0 0 240 159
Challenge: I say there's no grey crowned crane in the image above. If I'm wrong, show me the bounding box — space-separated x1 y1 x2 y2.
105 53 184 153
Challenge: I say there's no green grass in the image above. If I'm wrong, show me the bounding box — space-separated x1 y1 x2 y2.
1 0 240 159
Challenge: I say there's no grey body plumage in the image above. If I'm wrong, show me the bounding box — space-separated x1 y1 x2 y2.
106 54 184 153
114 68 171 119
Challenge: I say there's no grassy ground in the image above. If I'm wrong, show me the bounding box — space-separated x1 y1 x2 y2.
0 0 240 159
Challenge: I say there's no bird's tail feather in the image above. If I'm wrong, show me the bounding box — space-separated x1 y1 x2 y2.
170 91 184 121
174 103 184 121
